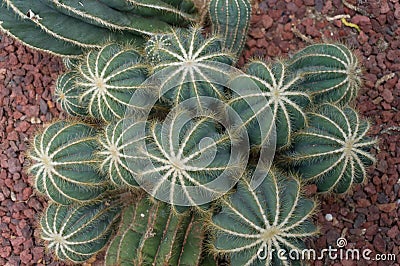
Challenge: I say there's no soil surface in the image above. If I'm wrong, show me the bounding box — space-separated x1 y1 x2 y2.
0 0 399 265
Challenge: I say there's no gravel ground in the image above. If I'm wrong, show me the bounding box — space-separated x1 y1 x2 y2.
0 0 399 265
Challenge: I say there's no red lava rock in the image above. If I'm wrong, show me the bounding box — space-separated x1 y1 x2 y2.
381 88 394 103
380 0 391 14
249 28 265 39
377 202 397 213
261 14 273 29
373 234 386 253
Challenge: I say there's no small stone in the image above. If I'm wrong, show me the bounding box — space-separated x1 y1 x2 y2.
325 213 333 221
373 234 386 253
377 202 397 212
261 15 273 29
387 226 399 239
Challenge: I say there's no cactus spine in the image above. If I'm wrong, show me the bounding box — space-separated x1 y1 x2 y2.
27 121 107 205
288 43 362 105
210 169 318 266
40 201 121 263
285 104 376 193
105 197 214 265
208 0 252 59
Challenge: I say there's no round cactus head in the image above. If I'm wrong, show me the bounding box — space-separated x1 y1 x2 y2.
40 201 121 263
27 120 107 205
210 169 318 265
286 103 376 193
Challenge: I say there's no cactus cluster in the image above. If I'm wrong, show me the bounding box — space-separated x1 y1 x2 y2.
0 0 198 57
17 1 378 265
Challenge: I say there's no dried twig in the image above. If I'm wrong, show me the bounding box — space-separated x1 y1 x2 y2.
375 73 396 88
291 24 314 44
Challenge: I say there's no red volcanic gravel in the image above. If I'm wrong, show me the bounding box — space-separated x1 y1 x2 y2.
0 0 399 265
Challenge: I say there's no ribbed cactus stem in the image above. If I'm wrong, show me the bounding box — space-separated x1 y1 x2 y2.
208 0 252 59
105 198 213 265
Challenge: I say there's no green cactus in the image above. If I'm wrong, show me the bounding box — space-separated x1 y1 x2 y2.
40 201 121 263
125 108 247 211
55 43 148 122
229 60 311 149
97 119 145 189
27 120 107 205
285 103 376 193
208 0 252 59
210 169 318 266
145 27 234 106
105 197 215 266
288 43 362 105
0 0 198 57
54 71 87 117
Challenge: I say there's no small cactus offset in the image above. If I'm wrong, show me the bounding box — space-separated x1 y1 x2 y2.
27 120 107 205
97 119 145 189
208 0 252 59
40 201 122 263
288 43 362 105
55 44 148 122
0 0 198 57
285 103 376 194
105 197 214 265
55 71 87 117
229 60 311 148
210 169 318 265
145 27 234 106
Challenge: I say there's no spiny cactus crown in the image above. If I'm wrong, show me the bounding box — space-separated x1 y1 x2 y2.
285 103 376 193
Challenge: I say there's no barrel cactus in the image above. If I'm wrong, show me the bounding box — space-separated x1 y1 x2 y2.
210 169 318 265
208 0 252 59
55 43 148 122
27 120 107 205
0 0 198 57
288 43 362 105
285 103 376 193
40 201 121 263
229 60 311 149
105 197 214 265
145 27 234 106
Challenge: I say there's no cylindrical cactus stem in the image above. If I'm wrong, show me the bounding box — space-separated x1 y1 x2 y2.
285 103 377 194
3 0 143 49
40 200 122 263
41 0 177 35
229 60 311 149
0 4 83 57
287 43 362 105
209 169 318 266
27 120 107 205
208 0 252 60
105 197 215 265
